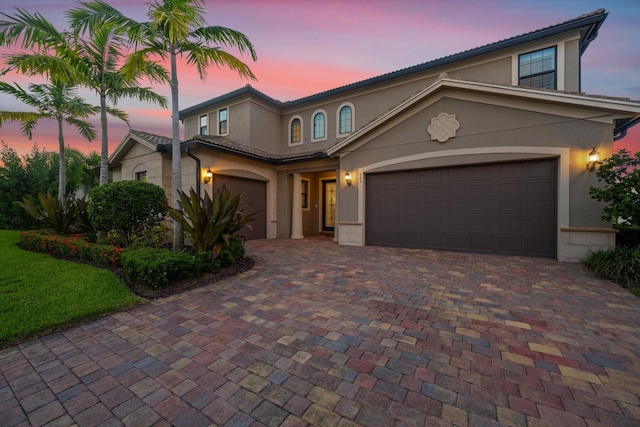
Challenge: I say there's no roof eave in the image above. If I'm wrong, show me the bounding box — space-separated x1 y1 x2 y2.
177 139 327 165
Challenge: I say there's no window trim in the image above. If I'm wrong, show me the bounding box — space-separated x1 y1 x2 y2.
518 46 557 90
218 108 229 135
288 115 303 146
336 103 354 137
199 114 208 135
311 109 327 142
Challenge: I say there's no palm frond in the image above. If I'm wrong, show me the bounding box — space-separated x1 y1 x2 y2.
3 53 85 84
184 44 256 80
0 81 41 107
0 111 45 138
65 116 97 141
105 106 129 124
192 26 257 60
0 7 65 49
109 86 168 109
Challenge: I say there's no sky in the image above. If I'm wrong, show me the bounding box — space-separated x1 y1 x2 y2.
0 0 639 159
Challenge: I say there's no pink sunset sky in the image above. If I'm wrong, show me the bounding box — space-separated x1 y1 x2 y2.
0 0 639 158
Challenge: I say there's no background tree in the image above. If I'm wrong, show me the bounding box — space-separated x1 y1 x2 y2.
0 142 98 229
0 81 98 204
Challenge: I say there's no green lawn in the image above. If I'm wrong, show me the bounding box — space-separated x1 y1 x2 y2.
0 230 144 348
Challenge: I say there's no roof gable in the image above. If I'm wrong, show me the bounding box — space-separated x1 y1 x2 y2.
327 77 640 157
109 130 171 165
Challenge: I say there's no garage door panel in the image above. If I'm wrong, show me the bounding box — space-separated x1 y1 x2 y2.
365 159 557 258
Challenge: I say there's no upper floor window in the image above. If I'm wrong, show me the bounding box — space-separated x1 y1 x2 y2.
312 111 326 141
519 46 556 90
199 115 207 135
290 117 302 145
338 104 353 135
135 171 147 181
218 108 228 134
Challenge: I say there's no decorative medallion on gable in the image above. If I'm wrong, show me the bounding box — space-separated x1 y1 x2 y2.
427 113 460 143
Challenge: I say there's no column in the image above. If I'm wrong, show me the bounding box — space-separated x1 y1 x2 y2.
291 173 304 239
334 168 340 243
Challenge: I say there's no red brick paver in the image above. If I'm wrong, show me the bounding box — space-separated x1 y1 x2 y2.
1 238 639 426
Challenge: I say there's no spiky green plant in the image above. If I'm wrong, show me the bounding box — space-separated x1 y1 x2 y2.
16 192 92 235
167 186 255 254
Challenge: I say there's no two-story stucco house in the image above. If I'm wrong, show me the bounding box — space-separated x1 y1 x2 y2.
110 9 640 262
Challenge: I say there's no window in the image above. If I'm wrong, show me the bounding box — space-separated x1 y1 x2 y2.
519 46 556 89
338 104 353 135
301 178 310 210
312 111 326 141
218 108 228 134
135 171 147 181
290 117 302 145
199 115 207 135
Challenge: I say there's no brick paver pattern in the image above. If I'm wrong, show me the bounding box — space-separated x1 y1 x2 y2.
1 238 639 426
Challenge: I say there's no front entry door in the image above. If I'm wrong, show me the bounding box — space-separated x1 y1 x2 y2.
322 180 336 231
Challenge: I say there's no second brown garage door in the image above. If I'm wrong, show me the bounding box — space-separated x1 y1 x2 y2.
365 159 557 258
213 174 267 240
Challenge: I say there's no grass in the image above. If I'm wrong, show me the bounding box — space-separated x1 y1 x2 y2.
0 230 144 348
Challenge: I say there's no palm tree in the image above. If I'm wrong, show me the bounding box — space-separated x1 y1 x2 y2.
66 1 169 186
0 8 95 204
127 0 257 250
0 81 99 203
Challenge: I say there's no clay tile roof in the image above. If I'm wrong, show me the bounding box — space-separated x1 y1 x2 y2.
185 135 326 164
130 129 172 146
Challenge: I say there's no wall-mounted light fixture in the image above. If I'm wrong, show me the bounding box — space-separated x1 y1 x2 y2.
204 168 213 184
587 147 600 172
345 171 352 186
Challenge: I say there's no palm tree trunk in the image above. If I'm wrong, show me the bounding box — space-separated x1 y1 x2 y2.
57 117 66 205
99 92 109 186
170 49 184 250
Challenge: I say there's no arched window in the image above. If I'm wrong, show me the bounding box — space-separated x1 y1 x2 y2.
313 111 326 141
290 117 302 145
338 104 353 135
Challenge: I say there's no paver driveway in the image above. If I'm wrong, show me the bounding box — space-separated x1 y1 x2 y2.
1 238 640 427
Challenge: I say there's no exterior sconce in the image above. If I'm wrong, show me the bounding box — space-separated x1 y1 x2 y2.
587 147 600 171
203 168 213 184
345 171 352 186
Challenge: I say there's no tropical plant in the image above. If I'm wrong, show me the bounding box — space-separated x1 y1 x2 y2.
66 0 169 186
167 186 255 255
584 245 640 290
589 149 640 227
16 192 92 235
0 82 99 204
84 0 258 250
88 180 167 246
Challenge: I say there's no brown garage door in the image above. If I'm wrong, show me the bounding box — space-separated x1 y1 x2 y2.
365 159 557 258
213 174 266 240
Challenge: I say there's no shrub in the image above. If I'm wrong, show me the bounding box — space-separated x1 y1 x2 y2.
167 186 255 254
589 149 640 226
19 231 123 265
88 181 167 246
584 246 640 289
16 193 93 235
216 237 246 268
120 248 203 288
